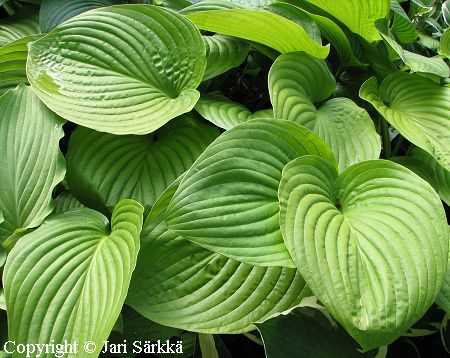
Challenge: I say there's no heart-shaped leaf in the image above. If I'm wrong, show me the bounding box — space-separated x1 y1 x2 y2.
0 85 65 241
360 72 450 171
392 147 450 206
269 52 381 171
186 9 330 58
279 155 448 350
0 35 39 96
127 182 310 333
203 35 249 81
4 199 143 357
39 0 122 32
67 115 219 213
302 0 390 42
166 118 335 267
27 5 206 135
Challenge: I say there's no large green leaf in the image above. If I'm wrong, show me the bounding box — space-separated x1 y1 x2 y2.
390 0 418 44
195 93 252 130
269 52 380 171
0 35 39 96
39 0 121 32
360 72 450 171
186 9 330 58
279 156 448 350
203 35 249 81
440 28 450 58
0 14 40 47
52 191 84 215
301 0 390 42
257 307 367 358
0 85 65 241
3 199 143 358
27 5 206 135
127 181 310 333
380 32 450 78
67 115 219 213
166 119 335 267
436 227 450 314
392 147 450 206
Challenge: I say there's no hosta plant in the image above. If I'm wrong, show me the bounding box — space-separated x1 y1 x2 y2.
0 0 449 357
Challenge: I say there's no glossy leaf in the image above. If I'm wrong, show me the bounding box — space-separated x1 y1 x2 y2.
187 9 330 58
269 52 381 171
203 35 249 81
0 85 65 242
4 199 143 357
128 181 310 333
360 72 450 171
166 119 335 267
279 156 448 350
67 115 219 213
27 5 206 135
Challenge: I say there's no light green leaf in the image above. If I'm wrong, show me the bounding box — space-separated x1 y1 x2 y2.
302 0 390 42
269 52 380 171
381 32 450 78
360 73 450 171
203 35 249 81
52 191 84 215
0 35 39 96
227 0 274 7
0 13 40 47
199 335 219 358
257 307 367 358
392 147 450 206
27 5 206 135
127 181 310 333
249 109 273 119
180 0 241 14
195 93 251 129
39 0 121 33
390 0 418 44
0 85 65 242
67 115 219 212
4 199 143 358
166 119 335 267
440 28 450 58
436 227 450 314
187 9 330 58
279 156 448 350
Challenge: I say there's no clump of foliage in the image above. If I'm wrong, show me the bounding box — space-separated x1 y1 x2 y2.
0 0 449 357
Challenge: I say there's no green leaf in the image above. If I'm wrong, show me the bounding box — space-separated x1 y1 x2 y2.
27 5 206 135
39 0 121 33
199 335 219 358
180 0 241 14
0 85 65 242
127 181 310 333
249 108 273 119
166 119 335 267
195 93 251 129
360 73 450 171
52 191 84 215
257 307 367 358
4 199 143 357
227 0 274 7
440 28 450 58
269 52 380 172
301 0 390 42
278 156 448 350
0 35 39 96
390 0 418 44
436 227 450 314
186 9 330 58
203 35 249 81
380 32 450 78
392 147 450 206
67 115 219 213
0 13 40 47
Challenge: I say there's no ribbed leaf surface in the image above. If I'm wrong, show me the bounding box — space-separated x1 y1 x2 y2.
128 183 310 333
27 5 206 135
440 28 450 58
390 0 418 44
166 119 335 267
279 156 448 350
0 14 40 46
360 73 450 171
4 199 143 358
67 116 219 212
269 52 380 171
0 85 65 241
53 192 84 215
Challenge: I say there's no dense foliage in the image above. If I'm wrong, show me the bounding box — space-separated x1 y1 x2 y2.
0 0 449 357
